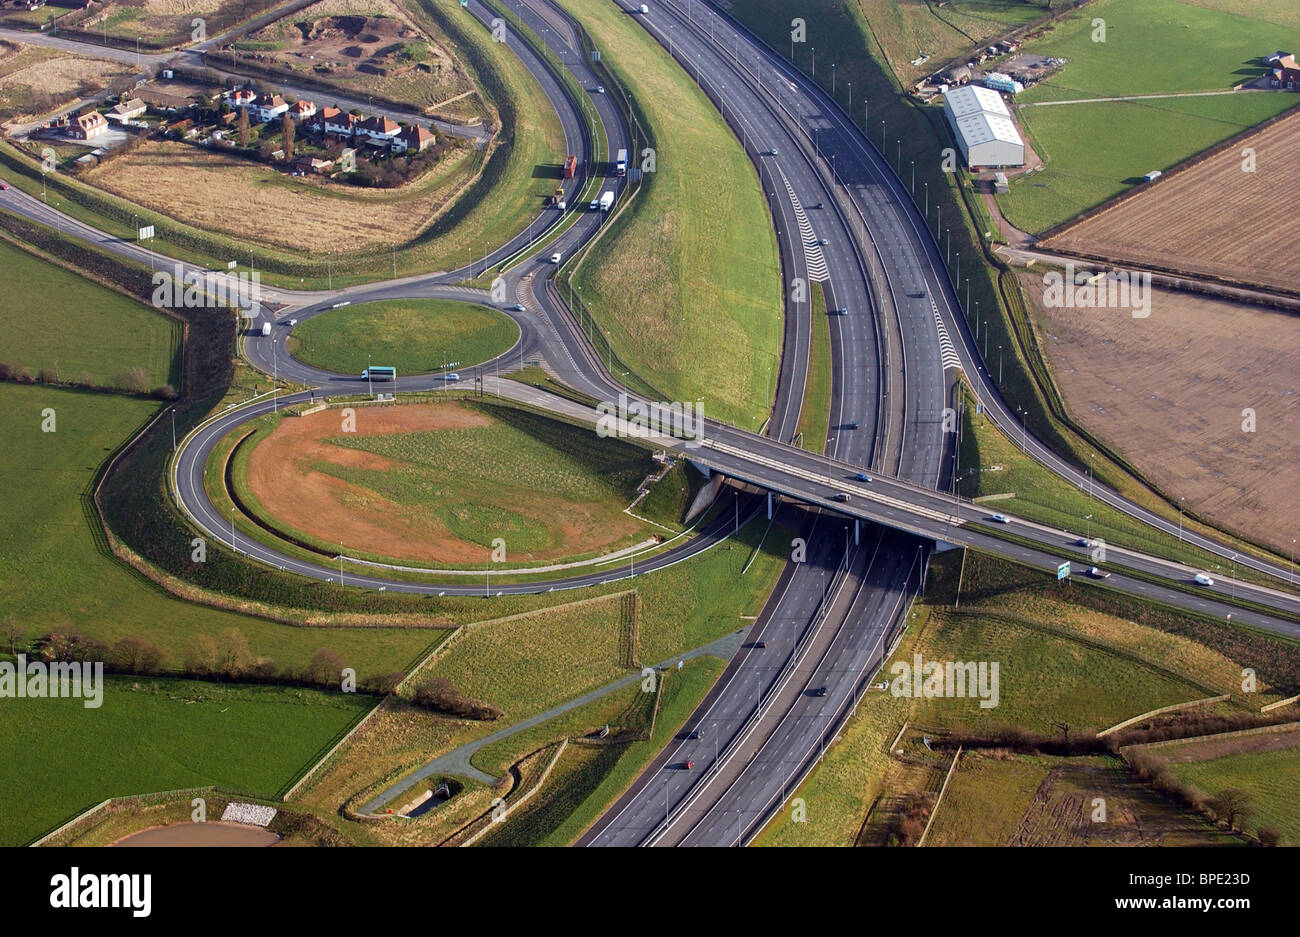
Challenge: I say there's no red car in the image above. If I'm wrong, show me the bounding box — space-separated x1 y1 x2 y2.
0 180 9 190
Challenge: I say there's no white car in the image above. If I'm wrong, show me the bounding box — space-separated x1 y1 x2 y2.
550 252 562 264
1194 572 1215 586
445 372 461 382
990 514 1010 524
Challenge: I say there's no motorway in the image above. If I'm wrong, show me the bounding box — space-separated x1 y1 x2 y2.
2 0 1297 847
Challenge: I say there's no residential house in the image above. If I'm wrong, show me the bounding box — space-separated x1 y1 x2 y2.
230 88 256 108
253 93 289 123
289 99 317 120
319 107 357 138
71 111 107 140
355 114 401 145
394 124 435 154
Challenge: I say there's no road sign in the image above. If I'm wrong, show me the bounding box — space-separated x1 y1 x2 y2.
227 260 237 270
1057 561 1070 581
137 225 155 240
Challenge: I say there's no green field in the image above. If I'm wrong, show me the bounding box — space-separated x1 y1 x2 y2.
287 300 519 377
999 0 1300 232
559 0 783 430
0 236 179 391
0 383 439 677
0 675 375 845
1170 746 1300 843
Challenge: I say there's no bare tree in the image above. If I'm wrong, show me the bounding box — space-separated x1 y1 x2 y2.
217 628 252 678
1 616 23 655
281 111 295 161
307 647 344 686
111 635 164 674
237 106 250 147
1208 788 1253 830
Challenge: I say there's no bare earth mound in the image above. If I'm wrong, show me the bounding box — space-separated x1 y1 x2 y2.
1022 272 1300 555
112 821 280 846
1044 109 1300 295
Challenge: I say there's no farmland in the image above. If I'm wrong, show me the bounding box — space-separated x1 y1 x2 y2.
1018 271 1300 557
238 400 657 566
1161 733 1300 844
997 0 1300 233
1043 109 1300 293
0 234 179 390
0 383 439 678
0 675 375 846
558 0 784 430
287 299 519 376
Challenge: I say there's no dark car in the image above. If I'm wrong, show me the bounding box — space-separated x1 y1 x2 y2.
831 492 850 502
855 472 872 482
809 202 823 209
847 420 859 429
753 640 767 649
812 686 829 697
686 729 702 740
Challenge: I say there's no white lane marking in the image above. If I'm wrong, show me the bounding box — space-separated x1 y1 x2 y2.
929 296 962 372
777 164 828 282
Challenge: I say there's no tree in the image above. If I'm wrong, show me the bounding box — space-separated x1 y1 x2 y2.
237 106 250 147
111 635 163 674
1257 825 1282 847
1208 788 1253 830
1 616 24 655
185 633 219 675
217 628 252 678
281 111 295 161
307 647 344 686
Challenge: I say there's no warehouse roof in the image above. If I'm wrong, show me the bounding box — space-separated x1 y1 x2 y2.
943 85 1023 150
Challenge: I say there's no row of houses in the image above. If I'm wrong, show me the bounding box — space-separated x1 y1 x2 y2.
224 89 435 155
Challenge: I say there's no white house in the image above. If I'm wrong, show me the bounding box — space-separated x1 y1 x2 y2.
252 93 289 124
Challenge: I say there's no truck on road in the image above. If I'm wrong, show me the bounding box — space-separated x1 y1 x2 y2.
563 154 577 179
260 321 271 336
599 190 614 211
615 148 627 176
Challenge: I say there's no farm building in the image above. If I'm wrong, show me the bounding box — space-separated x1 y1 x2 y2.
107 98 146 121
942 85 1024 169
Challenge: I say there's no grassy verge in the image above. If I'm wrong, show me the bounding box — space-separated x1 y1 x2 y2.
795 281 831 452
557 0 783 430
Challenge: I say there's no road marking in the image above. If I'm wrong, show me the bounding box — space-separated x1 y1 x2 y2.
777 165 828 282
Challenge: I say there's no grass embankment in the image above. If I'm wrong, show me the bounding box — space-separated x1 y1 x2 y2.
0 675 375 846
728 0 1297 573
1167 746 1300 845
558 0 783 430
287 300 519 376
0 0 564 288
0 234 179 390
999 0 1300 232
795 281 832 452
0 383 440 677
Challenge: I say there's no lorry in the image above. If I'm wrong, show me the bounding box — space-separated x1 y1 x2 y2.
598 190 614 212
563 154 578 179
615 148 627 176
260 321 271 336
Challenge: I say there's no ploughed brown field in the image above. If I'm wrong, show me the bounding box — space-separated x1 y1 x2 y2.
1044 108 1300 294
1020 271 1300 556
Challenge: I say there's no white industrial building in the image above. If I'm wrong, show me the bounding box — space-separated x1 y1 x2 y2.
942 85 1024 169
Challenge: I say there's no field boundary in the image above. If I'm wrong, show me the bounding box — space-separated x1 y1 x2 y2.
1122 719 1300 755
283 696 391 802
1098 695 1232 738
916 745 961 847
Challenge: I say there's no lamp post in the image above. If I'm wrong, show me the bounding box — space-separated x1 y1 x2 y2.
1177 496 1185 541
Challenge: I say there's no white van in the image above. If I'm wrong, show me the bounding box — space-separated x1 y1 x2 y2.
1193 572 1215 586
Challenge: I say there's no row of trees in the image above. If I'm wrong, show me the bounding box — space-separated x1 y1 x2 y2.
1127 749 1284 845
0 361 176 399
